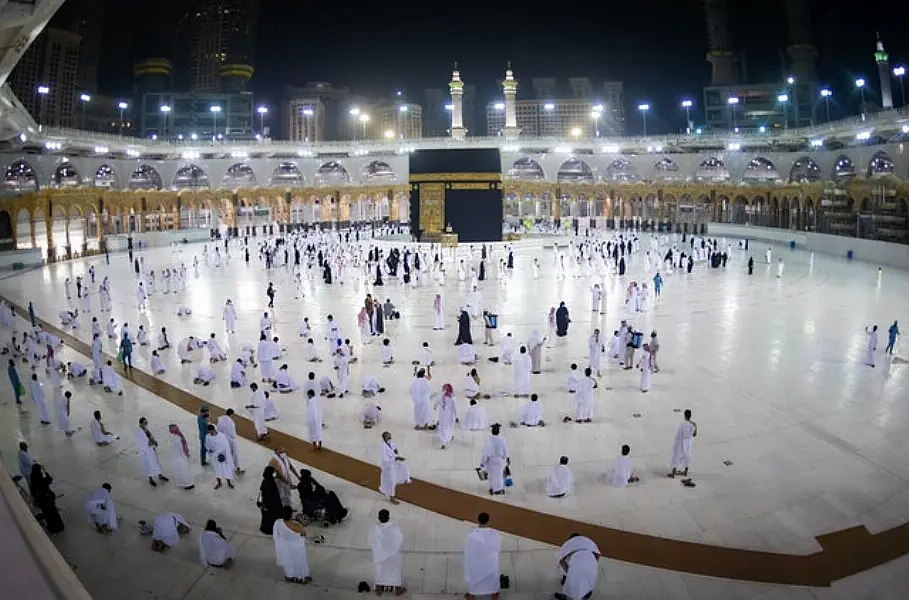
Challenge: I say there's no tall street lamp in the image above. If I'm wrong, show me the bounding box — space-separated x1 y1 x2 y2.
727 96 739 130
257 106 268 136
777 94 789 131
855 78 866 117
820 89 832 123
118 101 128 137
159 104 171 139
637 103 650 136
359 112 370 140
349 107 361 140
36 85 50 129
79 93 91 129
210 105 222 141
681 99 693 134
893 66 906 107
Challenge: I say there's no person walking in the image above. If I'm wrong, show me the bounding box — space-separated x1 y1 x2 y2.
197 406 210 466
886 321 900 354
8 358 23 405
119 333 134 371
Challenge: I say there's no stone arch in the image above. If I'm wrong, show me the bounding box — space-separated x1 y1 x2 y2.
742 157 781 184
507 157 545 181
53 162 82 188
93 164 119 188
271 162 305 187
832 155 856 180
315 161 350 186
4 159 39 192
360 160 398 184
605 158 637 182
129 164 163 190
556 157 594 184
223 162 257 187
789 156 821 183
730 195 749 224
715 195 730 222
867 151 896 178
695 157 730 183
651 157 679 182
173 164 210 189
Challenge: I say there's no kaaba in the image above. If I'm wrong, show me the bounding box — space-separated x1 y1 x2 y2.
409 148 503 243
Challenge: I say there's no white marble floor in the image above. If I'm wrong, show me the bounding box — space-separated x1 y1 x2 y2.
1 233 908 598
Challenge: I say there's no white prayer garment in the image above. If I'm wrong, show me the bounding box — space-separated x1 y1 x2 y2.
512 352 532 396
29 378 50 423
207 338 227 361
500 335 516 364
362 375 383 396
91 419 116 444
480 433 509 493
178 337 196 362
574 375 596 421
306 393 323 443
273 520 310 580
55 390 73 434
458 343 476 364
519 398 543 426
463 373 480 399
150 354 166 374
379 441 400 499
566 369 580 392
463 526 502 596
258 338 275 380
558 536 601 600
436 391 458 446
248 389 267 436
369 521 404 587
230 361 246 386
199 530 236 567
84 487 118 531
194 366 215 384
152 512 189 547
866 329 878 366
223 303 238 332
216 416 241 470
588 333 604 372
545 464 573 497
409 376 433 427
206 431 236 480
379 343 394 364
263 392 279 420
462 402 488 431
135 427 163 478
170 433 195 488
608 455 633 488
670 420 696 471
68 361 87 377
303 340 321 362
275 368 297 392
101 363 122 394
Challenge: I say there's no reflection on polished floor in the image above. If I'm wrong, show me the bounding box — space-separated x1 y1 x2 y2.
2 234 909 598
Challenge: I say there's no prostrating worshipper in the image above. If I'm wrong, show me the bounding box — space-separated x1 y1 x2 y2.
463 368 484 400
409 368 433 430
91 410 117 445
368 509 406 596
608 444 639 488
198 519 236 568
463 512 502 600
668 409 697 486
230 359 247 388
135 417 169 487
84 483 117 533
269 446 300 508
100 360 123 396
216 409 243 474
206 424 235 489
66 360 88 379
462 399 488 431
296 469 348 525
245 382 269 441
273 506 312 584
193 365 215 386
455 307 473 345
306 389 323 452
379 431 409 504
55 389 74 436
206 333 227 362
545 456 573 498
238 342 257 367
150 512 190 553
528 329 545 374
637 343 654 393
274 363 298 393
554 534 601 600
478 424 509 496
31 463 64 533
361 401 382 428
380 338 395 365
512 346 532 398
498 332 516 364
258 466 284 534
150 351 166 374
436 383 459 449
169 424 195 490
29 373 51 425
566 363 580 393
519 393 545 427
565 368 597 424
555 301 571 337
362 374 385 397
458 342 478 365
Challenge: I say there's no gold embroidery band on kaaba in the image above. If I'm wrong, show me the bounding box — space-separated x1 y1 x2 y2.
409 172 503 183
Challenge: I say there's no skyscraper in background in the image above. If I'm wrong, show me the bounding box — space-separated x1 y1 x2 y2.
53 0 104 93
189 0 261 93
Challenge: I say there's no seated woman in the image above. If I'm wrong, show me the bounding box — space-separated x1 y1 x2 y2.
273 364 298 393
198 519 236 568
457 342 477 365
361 402 382 428
193 366 215 386
296 469 348 526
151 512 191 552
361 375 385 398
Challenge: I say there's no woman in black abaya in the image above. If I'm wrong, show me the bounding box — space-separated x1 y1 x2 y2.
454 308 473 345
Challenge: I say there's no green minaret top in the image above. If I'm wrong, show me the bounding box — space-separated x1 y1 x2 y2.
875 32 889 64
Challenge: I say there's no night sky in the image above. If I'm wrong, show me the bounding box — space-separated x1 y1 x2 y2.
98 0 909 134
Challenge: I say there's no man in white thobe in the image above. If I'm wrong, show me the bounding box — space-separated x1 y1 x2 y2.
230 359 247 388
479 424 509 495
464 512 501 599
379 431 407 504
409 369 433 430
546 456 573 498
205 425 236 489
258 334 277 381
512 346 532 397
668 409 697 482
555 535 601 600
135 418 169 486
84 483 118 533
570 368 597 423
206 334 227 362
306 389 323 451
865 325 878 367
368 509 405 595
245 383 268 440
216 409 243 474
29 374 51 424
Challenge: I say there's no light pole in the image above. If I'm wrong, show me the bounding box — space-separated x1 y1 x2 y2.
359 113 370 140
855 78 866 117
777 94 789 131
257 106 268 137
349 107 360 140
893 66 906 107
820 89 832 123
398 104 408 139
591 103 603 137
637 103 650 136
302 107 314 142
159 104 171 139
117 101 128 137
681 99 693 134
727 96 739 130
79 93 91 129
210 105 222 142
36 85 49 129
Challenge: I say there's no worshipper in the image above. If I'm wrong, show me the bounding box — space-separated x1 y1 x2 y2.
384 298 400 319
361 402 382 428
223 299 238 333
230 359 247 387
55 389 74 436
566 363 580 393
216 409 243 474
197 406 210 466
150 512 190 553
463 512 502 600
463 368 484 400
886 320 900 354
150 350 166 374
546 456 573 498
462 399 488 431
590 283 603 314
246 382 269 440
747 256 754 275
199 519 236 568
274 363 298 393
17 442 36 489
100 360 123 396
649 331 661 372
436 383 459 449
157 327 171 350
29 373 51 425
499 332 516 364
369 509 406 596
178 336 198 363
303 338 322 362
458 342 478 365
455 307 473 345
528 329 545 374
483 310 498 346
306 389 323 451
608 444 639 488
85 483 117 533
777 257 785 278
512 346 532 398
519 393 545 426
67 360 88 379
566 368 597 423
31 463 64 533
433 294 444 331
668 409 698 486
206 424 236 489
555 301 571 337
273 506 312 584
119 333 134 371
379 431 409 504
193 365 215 386
8 360 23 405
135 417 169 487
258 333 279 382
206 333 227 362
409 367 433 430
380 338 395 364
362 374 385 397
478 424 509 495
169 424 195 490
269 446 300 508
297 469 348 525
554 534 601 600
91 410 117 445
239 342 258 366
417 341 434 367
865 325 878 367
765 246 772 264
136 325 149 346
636 342 655 392
258 466 284 534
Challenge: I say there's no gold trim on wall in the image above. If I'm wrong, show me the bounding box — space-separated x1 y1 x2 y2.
450 183 494 190
409 172 503 183
418 183 445 233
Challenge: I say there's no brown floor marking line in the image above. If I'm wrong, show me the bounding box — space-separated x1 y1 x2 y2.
8 296 909 587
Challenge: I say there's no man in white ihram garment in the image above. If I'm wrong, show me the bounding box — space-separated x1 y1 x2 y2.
546 456 573 498
29 374 51 424
230 359 247 388
84 483 118 533
379 431 409 504
222 299 238 333
273 506 311 584
368 508 406 595
462 399 488 431
554 534 601 600
216 409 243 474
135 417 169 487
512 346 532 397
463 512 502 599
608 444 639 488
151 512 190 552
588 329 604 377
865 325 878 367
668 409 698 485
499 333 516 364
206 424 236 490
519 393 544 426
206 333 227 362
479 423 509 495
198 519 236 568
55 389 74 435
245 382 269 440
409 368 433 430
306 389 323 451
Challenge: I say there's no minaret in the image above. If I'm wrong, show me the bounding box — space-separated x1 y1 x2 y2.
875 33 894 110
502 62 520 140
703 0 737 86
449 65 466 140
